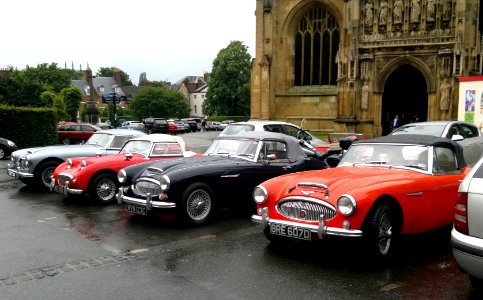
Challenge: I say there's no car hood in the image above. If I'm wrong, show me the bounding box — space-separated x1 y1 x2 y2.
135 155 247 178
13 144 103 158
264 165 423 205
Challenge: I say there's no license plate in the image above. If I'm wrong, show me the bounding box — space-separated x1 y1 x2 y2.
126 204 147 216
7 170 17 178
270 223 311 240
54 185 64 194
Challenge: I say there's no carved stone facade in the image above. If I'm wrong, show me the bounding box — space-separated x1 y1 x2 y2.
251 0 482 137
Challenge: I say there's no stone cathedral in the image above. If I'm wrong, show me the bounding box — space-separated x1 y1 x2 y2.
250 0 482 137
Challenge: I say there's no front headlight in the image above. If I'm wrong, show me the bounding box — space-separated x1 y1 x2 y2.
117 169 127 183
19 156 31 168
337 195 357 216
67 159 73 169
80 160 87 169
159 175 170 191
7 140 15 147
253 186 268 204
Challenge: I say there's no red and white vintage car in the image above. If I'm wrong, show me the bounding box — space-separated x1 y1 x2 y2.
50 134 198 204
251 135 473 259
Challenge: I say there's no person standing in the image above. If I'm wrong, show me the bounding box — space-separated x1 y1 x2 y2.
390 114 401 132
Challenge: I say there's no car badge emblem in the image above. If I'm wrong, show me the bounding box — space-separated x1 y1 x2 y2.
300 190 315 195
299 210 307 219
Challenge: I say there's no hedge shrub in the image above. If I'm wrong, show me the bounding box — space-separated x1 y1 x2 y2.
0 105 58 149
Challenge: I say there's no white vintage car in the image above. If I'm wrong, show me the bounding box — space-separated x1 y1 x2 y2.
7 129 145 190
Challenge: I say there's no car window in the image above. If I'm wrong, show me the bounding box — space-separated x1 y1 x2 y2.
110 135 133 149
72 125 81 131
446 125 462 139
284 125 300 137
222 124 254 135
121 140 152 156
82 125 95 132
461 124 479 138
258 141 288 161
151 143 183 156
433 147 458 173
263 124 284 133
154 119 167 125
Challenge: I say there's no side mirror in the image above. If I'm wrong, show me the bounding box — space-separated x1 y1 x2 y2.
326 154 341 168
339 135 359 150
451 134 464 141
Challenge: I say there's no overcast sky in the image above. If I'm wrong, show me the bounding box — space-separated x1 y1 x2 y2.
1 0 256 85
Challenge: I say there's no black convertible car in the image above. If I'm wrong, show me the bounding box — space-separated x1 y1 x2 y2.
116 131 331 225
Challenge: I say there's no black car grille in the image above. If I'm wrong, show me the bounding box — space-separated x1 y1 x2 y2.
133 179 162 197
58 174 72 187
277 197 336 222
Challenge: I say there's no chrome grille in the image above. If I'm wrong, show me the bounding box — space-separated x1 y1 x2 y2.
277 197 336 221
58 174 72 187
134 179 162 197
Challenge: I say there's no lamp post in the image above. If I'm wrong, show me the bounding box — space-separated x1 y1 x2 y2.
102 89 120 128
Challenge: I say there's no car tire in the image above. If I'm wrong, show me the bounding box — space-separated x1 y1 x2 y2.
34 161 60 190
180 182 215 226
88 173 118 204
366 204 397 260
0 145 6 160
62 137 71 145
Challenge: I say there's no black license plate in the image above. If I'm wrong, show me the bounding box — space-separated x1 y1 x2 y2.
126 204 147 215
270 223 311 240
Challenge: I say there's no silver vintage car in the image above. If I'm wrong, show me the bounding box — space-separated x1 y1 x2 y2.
7 129 145 190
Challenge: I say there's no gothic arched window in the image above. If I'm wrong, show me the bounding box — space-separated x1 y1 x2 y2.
294 7 339 86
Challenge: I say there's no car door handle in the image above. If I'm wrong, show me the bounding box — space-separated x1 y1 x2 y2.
283 166 292 170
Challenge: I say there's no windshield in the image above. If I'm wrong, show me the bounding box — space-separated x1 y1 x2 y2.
340 144 430 171
85 133 113 147
120 140 152 156
391 124 445 137
220 124 255 136
205 139 260 161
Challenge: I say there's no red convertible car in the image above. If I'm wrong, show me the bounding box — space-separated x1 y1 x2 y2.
50 134 198 204
251 135 473 259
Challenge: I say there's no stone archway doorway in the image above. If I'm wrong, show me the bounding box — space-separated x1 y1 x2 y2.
381 64 428 135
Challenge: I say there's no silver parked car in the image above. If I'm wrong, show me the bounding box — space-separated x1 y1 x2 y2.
451 156 483 290
7 129 145 190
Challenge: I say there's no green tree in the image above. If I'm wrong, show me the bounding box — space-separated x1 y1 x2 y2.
203 40 251 116
129 87 190 120
61 86 82 121
96 67 133 86
0 63 74 107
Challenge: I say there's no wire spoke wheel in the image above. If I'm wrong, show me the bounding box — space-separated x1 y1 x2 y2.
89 174 118 204
41 166 56 188
377 211 392 256
186 189 212 221
96 178 116 202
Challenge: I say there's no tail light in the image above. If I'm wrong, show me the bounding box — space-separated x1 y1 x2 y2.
454 192 468 234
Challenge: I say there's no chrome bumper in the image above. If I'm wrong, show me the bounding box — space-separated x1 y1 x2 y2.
116 187 176 210
49 179 83 196
7 167 33 179
251 208 363 239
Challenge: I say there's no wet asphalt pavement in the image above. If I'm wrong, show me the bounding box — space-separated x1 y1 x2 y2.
0 131 481 299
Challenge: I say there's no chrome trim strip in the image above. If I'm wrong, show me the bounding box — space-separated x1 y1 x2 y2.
298 182 328 190
405 192 423 196
221 174 240 178
251 214 363 238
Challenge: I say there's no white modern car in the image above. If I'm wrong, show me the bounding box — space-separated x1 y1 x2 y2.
452 156 483 290
390 121 481 140
219 120 333 152
120 121 145 131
